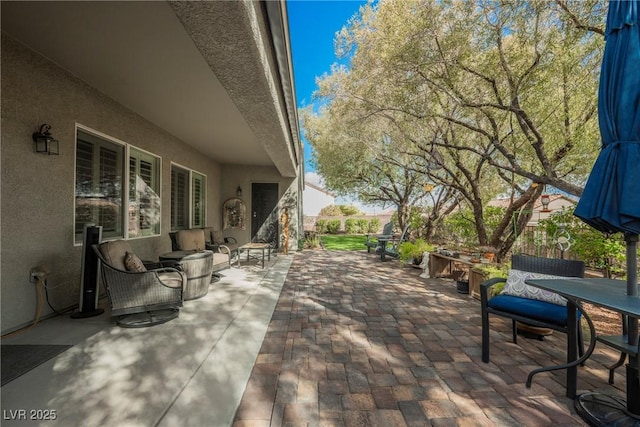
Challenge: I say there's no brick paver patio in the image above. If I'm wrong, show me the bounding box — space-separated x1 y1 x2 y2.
233 250 626 426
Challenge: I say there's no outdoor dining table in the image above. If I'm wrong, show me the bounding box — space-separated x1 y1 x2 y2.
525 277 639 425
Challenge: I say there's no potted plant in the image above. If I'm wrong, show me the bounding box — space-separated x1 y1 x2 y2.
478 245 497 263
476 262 511 296
452 270 469 294
398 239 435 266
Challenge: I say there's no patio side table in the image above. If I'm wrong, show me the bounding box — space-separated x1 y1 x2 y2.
238 243 271 268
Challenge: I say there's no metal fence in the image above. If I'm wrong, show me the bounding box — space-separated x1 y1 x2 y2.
514 225 579 260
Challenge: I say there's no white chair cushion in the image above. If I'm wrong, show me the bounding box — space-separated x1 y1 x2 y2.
99 240 134 271
500 269 568 306
176 229 206 251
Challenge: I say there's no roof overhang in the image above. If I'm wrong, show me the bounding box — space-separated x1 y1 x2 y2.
1 0 301 177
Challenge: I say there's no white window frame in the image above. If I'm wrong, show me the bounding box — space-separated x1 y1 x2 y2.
128 146 162 239
170 162 207 231
74 124 162 244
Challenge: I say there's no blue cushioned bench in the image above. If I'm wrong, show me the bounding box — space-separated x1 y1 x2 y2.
480 255 585 363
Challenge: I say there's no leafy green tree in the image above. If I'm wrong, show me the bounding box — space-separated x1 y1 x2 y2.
339 205 362 216
318 205 344 216
304 0 605 257
302 109 444 232
332 0 603 195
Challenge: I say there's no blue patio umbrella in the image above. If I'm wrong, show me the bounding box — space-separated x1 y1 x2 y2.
573 0 640 422
574 0 640 237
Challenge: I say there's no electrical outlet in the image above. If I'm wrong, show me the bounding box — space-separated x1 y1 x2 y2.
30 267 48 283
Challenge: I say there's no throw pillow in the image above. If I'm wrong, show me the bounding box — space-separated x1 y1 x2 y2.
500 269 568 306
124 251 147 272
212 230 224 245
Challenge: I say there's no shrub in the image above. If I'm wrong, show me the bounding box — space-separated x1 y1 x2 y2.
357 219 369 233
476 262 511 296
344 218 358 234
326 219 341 234
315 219 328 234
398 239 435 264
368 218 381 233
303 232 322 249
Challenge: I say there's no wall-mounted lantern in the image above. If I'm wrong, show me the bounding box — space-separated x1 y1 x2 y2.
32 124 59 155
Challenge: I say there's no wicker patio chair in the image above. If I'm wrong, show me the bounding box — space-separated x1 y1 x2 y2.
169 229 231 273
94 241 185 328
162 250 214 300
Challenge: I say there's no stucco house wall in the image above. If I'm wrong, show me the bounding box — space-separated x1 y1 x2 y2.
220 164 299 252
1 0 303 335
303 183 335 216
1 36 226 332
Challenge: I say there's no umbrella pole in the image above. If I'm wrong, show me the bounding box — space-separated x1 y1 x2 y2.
625 233 639 416
625 233 638 339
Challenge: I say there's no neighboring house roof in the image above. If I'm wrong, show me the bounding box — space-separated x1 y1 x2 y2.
488 194 577 210
303 183 336 216
305 182 336 198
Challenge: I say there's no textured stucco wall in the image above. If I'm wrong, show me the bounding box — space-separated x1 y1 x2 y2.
220 165 299 251
1 36 223 333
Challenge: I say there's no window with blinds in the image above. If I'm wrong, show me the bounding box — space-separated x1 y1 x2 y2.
192 172 206 228
171 165 189 230
171 165 206 231
75 129 124 242
129 148 161 238
75 127 162 243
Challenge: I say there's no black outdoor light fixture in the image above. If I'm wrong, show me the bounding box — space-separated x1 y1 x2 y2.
32 123 59 155
236 186 243 197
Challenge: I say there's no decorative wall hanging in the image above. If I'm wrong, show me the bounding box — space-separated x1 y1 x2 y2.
223 197 246 230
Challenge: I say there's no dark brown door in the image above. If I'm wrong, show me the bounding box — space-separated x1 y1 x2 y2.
251 183 279 248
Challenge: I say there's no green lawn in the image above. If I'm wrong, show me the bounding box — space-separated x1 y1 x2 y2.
320 234 367 251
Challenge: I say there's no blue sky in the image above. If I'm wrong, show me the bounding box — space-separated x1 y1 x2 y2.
287 0 367 185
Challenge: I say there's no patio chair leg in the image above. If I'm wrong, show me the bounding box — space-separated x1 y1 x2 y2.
482 310 490 363
607 353 627 384
512 320 518 344
578 326 585 364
